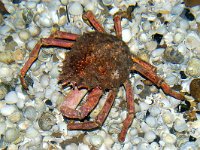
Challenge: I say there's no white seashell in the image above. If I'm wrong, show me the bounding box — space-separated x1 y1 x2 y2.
141 122 151 133
139 102 150 112
174 118 188 132
18 30 31 41
0 25 12 35
174 32 185 43
40 74 50 88
4 128 20 143
65 143 78 150
4 4 15 14
102 0 113 6
0 85 7 100
144 131 156 142
186 58 200 77
132 137 142 145
171 4 184 16
26 1 37 9
0 67 12 78
149 106 161 117
28 24 41 37
162 111 174 124
139 33 148 43
78 143 90 150
164 74 179 87
90 135 104 148
145 116 157 128
185 32 200 51
142 21 151 31
18 120 31 130
25 127 39 138
145 41 157 51
103 135 114 148
60 0 68 5
177 43 187 55
24 106 37 121
137 142 149 150
1 105 16 116
4 91 19 104
162 133 177 144
180 142 197 150
109 7 119 16
163 144 177 150
151 48 165 58
0 122 6 135
150 142 160 150
68 2 83 16
8 110 22 123
39 13 53 27
26 39 38 51
179 19 189 30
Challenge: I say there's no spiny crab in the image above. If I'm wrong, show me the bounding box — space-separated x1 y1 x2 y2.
20 11 185 142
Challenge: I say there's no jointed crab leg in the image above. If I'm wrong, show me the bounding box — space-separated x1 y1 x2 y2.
60 87 103 119
60 88 87 110
118 80 135 142
20 38 74 89
83 11 105 33
114 14 122 39
49 31 79 40
67 90 116 130
131 55 157 72
131 63 185 100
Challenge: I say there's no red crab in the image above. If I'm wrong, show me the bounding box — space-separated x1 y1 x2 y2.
20 11 185 142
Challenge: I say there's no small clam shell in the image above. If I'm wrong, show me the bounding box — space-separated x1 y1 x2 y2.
4 91 19 104
4 128 20 143
23 106 37 121
18 30 31 41
0 85 7 100
186 58 200 77
38 112 56 131
68 2 83 16
28 24 41 37
89 135 104 148
0 104 16 116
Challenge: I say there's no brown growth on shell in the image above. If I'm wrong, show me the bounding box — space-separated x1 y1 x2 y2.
59 32 131 90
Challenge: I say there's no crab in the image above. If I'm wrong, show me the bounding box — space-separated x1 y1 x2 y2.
20 11 185 142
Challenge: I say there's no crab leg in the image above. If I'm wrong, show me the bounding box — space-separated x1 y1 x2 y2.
49 31 79 40
67 90 116 130
114 14 122 39
118 80 135 142
20 38 74 89
83 11 105 33
131 63 185 100
60 87 103 119
60 88 87 110
131 55 157 72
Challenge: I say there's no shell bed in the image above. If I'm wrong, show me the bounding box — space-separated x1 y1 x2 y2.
0 0 200 150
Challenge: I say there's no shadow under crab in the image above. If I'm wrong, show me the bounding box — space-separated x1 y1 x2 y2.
20 11 185 142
